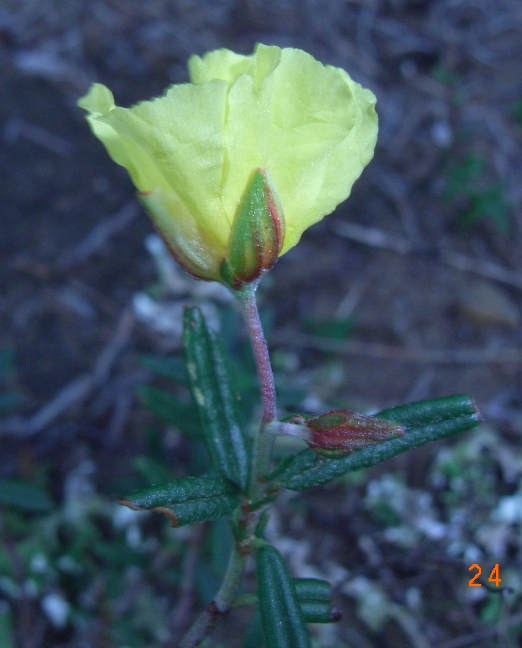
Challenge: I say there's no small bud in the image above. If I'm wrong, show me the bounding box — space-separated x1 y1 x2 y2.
221 169 285 288
305 410 405 458
267 410 405 459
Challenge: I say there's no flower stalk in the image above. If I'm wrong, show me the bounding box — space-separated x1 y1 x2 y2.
235 286 278 503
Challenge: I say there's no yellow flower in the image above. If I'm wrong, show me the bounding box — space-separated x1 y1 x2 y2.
78 44 378 285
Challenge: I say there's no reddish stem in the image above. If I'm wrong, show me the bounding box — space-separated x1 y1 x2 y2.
239 288 277 425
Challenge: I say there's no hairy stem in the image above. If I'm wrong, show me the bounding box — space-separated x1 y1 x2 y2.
236 286 278 499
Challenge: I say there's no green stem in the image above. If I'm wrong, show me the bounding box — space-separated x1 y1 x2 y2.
179 548 247 648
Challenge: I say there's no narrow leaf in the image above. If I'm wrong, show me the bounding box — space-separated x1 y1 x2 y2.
257 545 312 648
279 395 481 490
293 578 332 602
183 307 250 490
378 394 477 427
119 475 240 527
299 600 342 624
138 353 188 384
137 384 201 435
293 579 341 624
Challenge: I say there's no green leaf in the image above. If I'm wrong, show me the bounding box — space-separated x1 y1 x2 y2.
378 394 477 426
183 307 250 490
278 395 481 490
119 475 240 527
257 545 312 648
137 384 201 435
210 517 234 580
138 354 188 384
293 578 331 602
0 480 54 512
293 578 340 624
299 600 341 624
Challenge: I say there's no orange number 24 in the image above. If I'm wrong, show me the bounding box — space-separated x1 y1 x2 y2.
468 564 501 587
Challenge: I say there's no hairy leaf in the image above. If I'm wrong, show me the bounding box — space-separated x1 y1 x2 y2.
119 475 240 527
257 545 311 648
183 306 250 490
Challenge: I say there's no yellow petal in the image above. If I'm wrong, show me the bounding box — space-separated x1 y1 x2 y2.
77 83 115 116
79 84 171 201
81 81 231 250
188 45 281 91
140 187 224 281
192 44 378 254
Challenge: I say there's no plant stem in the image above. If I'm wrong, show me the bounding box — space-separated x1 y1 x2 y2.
236 286 278 500
180 284 277 647
179 548 247 648
237 287 277 424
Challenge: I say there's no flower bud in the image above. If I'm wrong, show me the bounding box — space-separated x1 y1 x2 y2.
220 168 285 288
305 410 405 458
272 410 405 459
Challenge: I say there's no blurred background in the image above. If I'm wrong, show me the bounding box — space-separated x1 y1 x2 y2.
1 0 522 646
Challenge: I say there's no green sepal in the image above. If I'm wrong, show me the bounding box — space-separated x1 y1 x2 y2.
182 306 250 490
278 395 481 491
221 169 284 289
119 475 240 527
257 545 312 648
